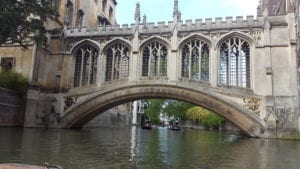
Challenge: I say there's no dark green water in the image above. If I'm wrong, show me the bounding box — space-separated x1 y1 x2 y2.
0 127 300 169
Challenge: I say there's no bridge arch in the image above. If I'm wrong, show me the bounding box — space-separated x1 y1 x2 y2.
61 85 266 137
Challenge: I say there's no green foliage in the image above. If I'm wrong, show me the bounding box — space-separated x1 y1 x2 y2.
144 99 194 123
186 106 225 129
0 71 28 94
0 0 61 48
144 99 165 124
163 100 194 120
202 113 225 129
186 106 209 123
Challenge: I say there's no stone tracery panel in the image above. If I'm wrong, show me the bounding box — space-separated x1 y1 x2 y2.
142 41 168 77
181 39 210 81
219 37 250 88
73 44 98 88
105 43 130 81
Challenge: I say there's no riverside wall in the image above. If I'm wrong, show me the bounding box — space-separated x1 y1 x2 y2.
0 88 25 126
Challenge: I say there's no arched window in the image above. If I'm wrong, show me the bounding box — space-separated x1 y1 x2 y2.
75 9 84 27
102 0 107 12
73 45 98 87
142 41 168 77
105 43 130 81
219 37 250 88
64 0 73 27
181 39 209 81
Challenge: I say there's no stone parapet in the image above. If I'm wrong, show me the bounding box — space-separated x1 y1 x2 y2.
64 16 264 37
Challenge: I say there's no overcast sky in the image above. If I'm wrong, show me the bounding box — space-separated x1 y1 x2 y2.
116 0 259 25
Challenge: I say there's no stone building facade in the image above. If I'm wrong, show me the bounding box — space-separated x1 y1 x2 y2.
296 0 300 132
0 0 300 138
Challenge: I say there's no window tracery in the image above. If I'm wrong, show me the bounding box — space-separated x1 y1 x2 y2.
142 41 168 77
219 37 250 88
73 45 98 87
105 43 130 81
181 39 209 81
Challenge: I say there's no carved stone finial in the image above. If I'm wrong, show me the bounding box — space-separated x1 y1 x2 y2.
257 0 266 17
143 14 147 27
173 0 179 17
173 0 181 22
178 11 182 21
135 2 141 24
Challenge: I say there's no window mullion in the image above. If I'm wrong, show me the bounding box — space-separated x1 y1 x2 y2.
158 45 161 77
199 42 202 81
111 49 116 81
148 47 152 76
238 40 242 87
189 45 192 80
228 42 231 86
80 49 85 87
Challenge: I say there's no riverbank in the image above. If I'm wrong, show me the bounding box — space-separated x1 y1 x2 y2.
0 163 43 169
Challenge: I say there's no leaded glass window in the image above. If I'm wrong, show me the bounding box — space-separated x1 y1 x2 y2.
105 44 130 81
74 45 98 87
142 41 168 77
219 37 250 88
181 39 209 81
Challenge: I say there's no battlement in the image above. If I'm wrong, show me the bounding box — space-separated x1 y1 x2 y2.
177 16 263 31
64 16 264 37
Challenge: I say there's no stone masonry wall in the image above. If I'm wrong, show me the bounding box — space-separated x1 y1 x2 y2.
0 88 24 126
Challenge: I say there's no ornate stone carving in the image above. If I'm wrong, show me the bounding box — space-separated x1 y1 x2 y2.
64 96 77 111
264 106 291 128
243 98 261 116
209 33 221 43
248 31 262 43
66 42 75 51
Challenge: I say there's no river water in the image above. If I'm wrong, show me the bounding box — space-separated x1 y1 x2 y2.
0 127 300 169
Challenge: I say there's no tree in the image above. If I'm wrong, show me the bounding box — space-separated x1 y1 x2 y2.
0 0 61 48
143 99 195 123
186 106 225 129
163 100 194 120
144 99 165 124
185 106 209 123
201 113 225 129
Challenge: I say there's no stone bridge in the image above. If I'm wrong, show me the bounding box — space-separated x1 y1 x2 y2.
24 3 300 139
61 82 265 137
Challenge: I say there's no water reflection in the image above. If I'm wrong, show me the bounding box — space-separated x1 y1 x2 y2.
0 127 300 169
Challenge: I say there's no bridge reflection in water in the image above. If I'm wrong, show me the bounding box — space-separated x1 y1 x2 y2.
1 127 300 169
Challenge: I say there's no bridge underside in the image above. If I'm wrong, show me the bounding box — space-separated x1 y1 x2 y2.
61 85 266 137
